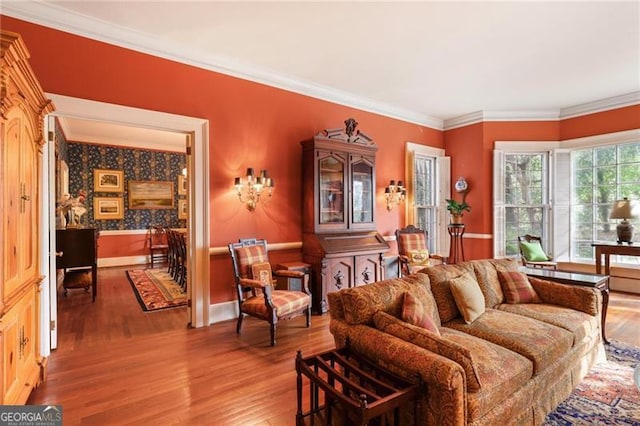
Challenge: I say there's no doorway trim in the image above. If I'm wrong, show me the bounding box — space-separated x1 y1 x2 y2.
46 93 210 328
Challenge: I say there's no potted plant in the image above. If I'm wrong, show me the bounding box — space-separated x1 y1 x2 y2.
446 199 471 224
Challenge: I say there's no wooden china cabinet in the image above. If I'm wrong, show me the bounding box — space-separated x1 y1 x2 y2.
301 124 389 313
0 31 54 404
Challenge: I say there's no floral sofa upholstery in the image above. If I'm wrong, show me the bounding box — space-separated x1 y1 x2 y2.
327 258 605 425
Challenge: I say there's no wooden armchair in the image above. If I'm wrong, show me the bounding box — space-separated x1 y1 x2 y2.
517 234 557 269
228 238 311 346
395 225 446 277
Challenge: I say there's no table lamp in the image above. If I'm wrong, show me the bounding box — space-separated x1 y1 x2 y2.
610 197 638 244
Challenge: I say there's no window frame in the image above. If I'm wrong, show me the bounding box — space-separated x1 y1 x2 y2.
405 143 450 256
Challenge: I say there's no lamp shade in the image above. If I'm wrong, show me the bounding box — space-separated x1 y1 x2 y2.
610 198 637 219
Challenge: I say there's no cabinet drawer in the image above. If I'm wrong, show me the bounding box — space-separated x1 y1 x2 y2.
354 255 382 286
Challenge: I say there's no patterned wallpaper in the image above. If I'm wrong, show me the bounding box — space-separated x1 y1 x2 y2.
57 122 186 231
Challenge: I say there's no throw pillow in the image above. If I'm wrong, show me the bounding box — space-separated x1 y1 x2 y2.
401 292 441 335
519 241 549 262
407 249 430 266
251 262 273 288
448 272 486 324
498 271 541 304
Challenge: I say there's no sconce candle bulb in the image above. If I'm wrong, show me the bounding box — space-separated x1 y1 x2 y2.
385 180 406 211
234 167 274 211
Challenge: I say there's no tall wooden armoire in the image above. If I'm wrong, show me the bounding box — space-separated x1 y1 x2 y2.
301 125 389 313
1 30 55 404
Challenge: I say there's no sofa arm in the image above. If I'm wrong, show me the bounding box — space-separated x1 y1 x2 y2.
529 277 601 316
335 322 467 425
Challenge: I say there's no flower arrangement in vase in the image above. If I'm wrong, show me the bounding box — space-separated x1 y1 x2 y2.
56 190 87 228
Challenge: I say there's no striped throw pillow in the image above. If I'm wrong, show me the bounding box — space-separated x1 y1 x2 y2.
498 271 541 304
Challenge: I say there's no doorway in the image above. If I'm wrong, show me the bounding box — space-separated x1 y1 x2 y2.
43 94 210 352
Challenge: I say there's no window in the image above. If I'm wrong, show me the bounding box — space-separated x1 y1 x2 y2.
494 130 640 266
503 153 550 256
572 142 640 261
413 155 437 250
405 143 449 254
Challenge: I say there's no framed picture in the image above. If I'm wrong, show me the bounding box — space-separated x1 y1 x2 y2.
94 169 124 193
57 159 69 199
178 199 188 219
178 174 187 196
94 197 124 220
128 180 174 209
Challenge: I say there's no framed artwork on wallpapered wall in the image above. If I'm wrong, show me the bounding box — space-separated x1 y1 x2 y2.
94 169 124 193
178 199 188 219
178 174 187 196
94 197 124 220
128 181 174 209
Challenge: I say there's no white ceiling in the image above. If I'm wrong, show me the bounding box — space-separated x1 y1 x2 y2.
4 1 640 136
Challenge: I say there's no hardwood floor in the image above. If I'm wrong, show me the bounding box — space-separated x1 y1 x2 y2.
28 266 640 424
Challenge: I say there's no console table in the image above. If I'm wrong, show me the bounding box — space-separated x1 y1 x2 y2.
592 242 640 275
523 267 610 344
296 346 419 425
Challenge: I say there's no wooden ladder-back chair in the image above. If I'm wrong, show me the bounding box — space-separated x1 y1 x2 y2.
228 238 311 346
148 225 168 267
517 234 557 269
395 225 446 277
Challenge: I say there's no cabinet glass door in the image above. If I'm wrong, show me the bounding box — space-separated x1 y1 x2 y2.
351 160 373 224
319 156 345 224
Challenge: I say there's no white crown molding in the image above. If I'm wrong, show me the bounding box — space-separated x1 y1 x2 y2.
2 1 443 130
443 91 640 130
559 91 640 119
444 110 560 130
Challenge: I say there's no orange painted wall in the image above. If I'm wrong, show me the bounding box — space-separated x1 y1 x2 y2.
98 234 148 259
560 105 640 140
2 17 441 304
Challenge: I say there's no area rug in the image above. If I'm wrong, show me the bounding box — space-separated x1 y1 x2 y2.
544 341 640 425
126 268 187 312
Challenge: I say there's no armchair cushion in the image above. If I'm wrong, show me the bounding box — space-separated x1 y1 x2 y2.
401 292 440 335
235 245 268 277
449 272 486 324
398 232 427 252
498 271 541 304
242 290 310 319
519 241 549 262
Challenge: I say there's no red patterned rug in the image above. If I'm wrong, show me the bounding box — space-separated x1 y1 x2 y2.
126 268 187 312
545 341 640 425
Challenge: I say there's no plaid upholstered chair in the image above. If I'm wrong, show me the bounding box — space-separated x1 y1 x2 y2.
395 225 446 277
228 238 311 346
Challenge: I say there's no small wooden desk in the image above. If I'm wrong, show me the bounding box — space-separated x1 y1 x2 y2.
592 242 640 275
56 228 99 302
523 267 610 344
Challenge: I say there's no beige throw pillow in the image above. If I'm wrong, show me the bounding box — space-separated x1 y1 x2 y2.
449 272 486 324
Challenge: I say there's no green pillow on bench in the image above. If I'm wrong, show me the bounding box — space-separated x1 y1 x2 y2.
520 241 549 262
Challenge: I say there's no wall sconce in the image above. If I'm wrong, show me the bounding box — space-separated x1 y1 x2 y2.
385 180 405 211
610 197 638 244
234 168 274 211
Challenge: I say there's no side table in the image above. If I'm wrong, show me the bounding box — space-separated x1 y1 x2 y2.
275 261 311 292
296 346 420 425
523 267 610 344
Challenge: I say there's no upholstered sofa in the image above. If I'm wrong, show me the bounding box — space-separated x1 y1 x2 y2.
328 258 605 425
